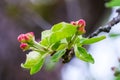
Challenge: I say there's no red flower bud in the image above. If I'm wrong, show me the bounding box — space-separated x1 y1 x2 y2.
25 32 34 40
77 19 86 27
78 27 86 34
70 19 86 34
17 34 26 43
17 32 34 43
20 43 29 51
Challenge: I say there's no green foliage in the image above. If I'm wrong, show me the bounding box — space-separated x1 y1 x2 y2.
40 22 77 47
56 43 67 51
49 22 77 45
41 30 51 40
21 51 45 75
21 51 42 68
105 0 120 7
74 45 94 63
51 50 66 62
40 30 51 47
30 58 44 75
20 22 106 75
115 77 120 80
109 33 120 38
80 36 106 45
51 41 61 50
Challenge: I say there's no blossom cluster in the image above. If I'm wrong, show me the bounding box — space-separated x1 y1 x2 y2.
17 32 35 51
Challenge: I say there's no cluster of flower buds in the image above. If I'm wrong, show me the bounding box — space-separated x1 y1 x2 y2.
17 32 35 51
70 19 86 34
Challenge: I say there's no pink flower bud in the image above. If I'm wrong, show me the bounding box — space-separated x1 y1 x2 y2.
78 27 86 34
17 32 34 43
70 19 86 34
20 43 29 51
77 19 86 27
17 34 26 43
25 32 34 40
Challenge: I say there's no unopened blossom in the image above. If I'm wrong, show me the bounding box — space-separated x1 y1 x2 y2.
17 32 34 43
77 19 86 27
70 19 86 34
20 43 30 51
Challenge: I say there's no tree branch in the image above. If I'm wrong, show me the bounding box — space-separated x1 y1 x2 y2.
62 48 74 63
88 8 120 38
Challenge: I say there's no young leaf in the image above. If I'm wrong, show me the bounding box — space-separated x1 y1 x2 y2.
21 51 42 69
105 0 120 7
109 33 120 38
73 35 82 44
55 38 68 50
51 40 67 51
61 38 68 44
41 30 51 40
74 45 94 63
80 36 106 45
51 41 60 50
40 30 51 47
30 58 45 75
49 22 77 45
40 37 49 47
51 50 66 62
56 43 67 51
66 37 72 43
51 22 64 32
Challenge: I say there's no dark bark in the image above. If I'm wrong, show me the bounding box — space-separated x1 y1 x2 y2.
89 8 120 38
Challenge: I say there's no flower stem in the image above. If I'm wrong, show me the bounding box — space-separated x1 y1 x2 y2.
32 41 48 52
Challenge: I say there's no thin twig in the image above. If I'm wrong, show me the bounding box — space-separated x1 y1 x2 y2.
88 8 120 38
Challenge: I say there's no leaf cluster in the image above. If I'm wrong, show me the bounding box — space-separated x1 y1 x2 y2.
21 22 106 75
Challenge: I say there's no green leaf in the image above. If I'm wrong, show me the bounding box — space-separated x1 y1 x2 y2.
56 43 67 51
80 36 106 45
105 0 120 7
51 41 67 51
51 22 63 32
51 39 68 51
41 30 51 40
40 37 49 47
109 33 120 38
51 41 60 50
51 50 66 62
55 38 68 51
40 30 52 47
21 51 42 69
66 37 72 43
21 51 46 75
49 22 77 45
30 58 45 75
74 45 94 63
74 35 82 44
61 38 68 44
